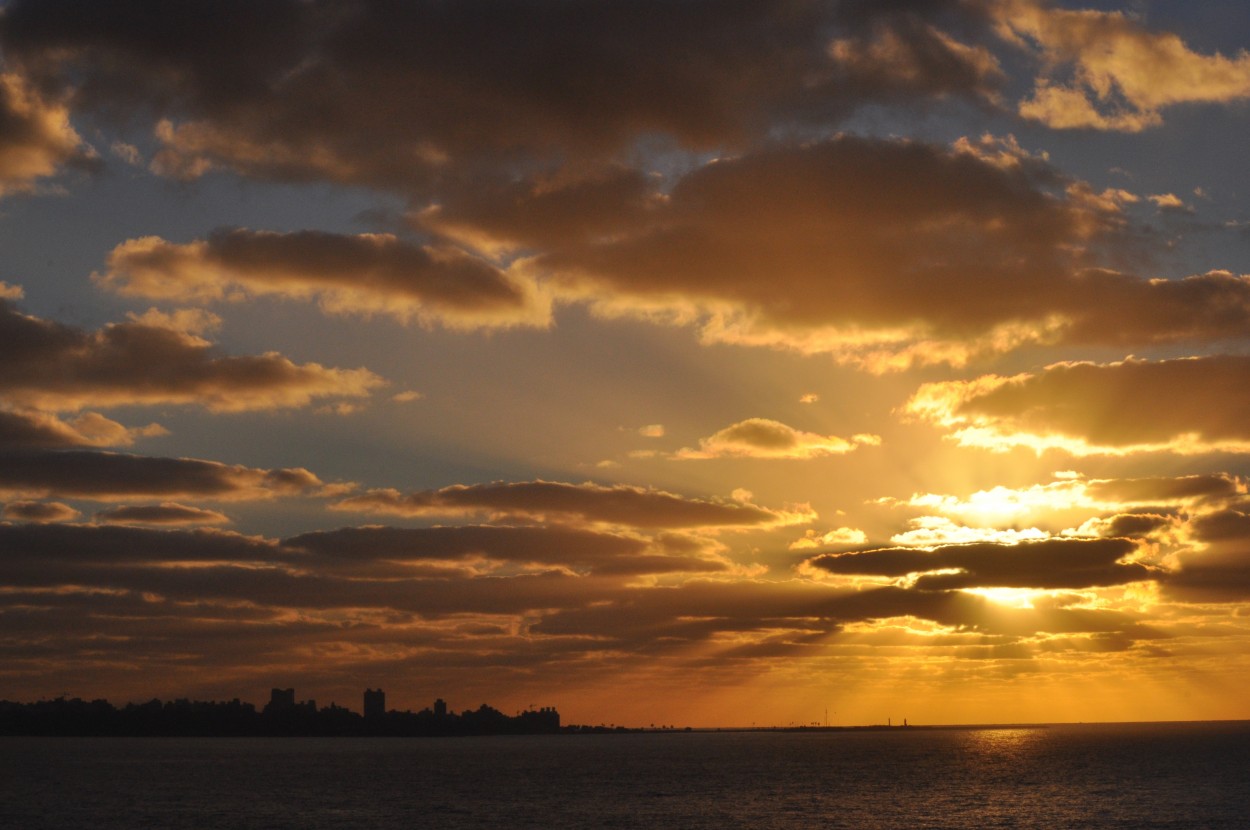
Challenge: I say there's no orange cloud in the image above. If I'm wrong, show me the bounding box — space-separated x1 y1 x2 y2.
94 503 231 526
425 137 1250 369
332 480 813 530
2 500 80 523
0 299 382 413
675 418 880 460
0 71 94 196
99 230 549 330
0 409 165 449
999 0 1250 131
905 356 1250 455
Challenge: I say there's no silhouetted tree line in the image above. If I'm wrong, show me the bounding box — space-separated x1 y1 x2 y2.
0 695 563 737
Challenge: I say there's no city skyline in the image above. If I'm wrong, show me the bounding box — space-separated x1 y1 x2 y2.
3 1 1250 727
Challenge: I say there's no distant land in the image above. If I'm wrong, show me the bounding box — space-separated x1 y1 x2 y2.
0 688 569 737
0 687 1068 737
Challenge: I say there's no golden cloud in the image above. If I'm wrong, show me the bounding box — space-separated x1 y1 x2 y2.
904 356 1250 455
423 137 1250 369
0 409 166 449
99 230 550 330
999 0 1250 131
0 71 94 196
332 480 814 530
675 418 881 460
94 502 231 527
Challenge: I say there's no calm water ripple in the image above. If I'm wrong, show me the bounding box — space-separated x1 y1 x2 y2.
3 722 1248 829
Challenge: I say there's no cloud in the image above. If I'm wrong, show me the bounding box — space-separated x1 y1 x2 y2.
2 500 80 523
284 524 731 578
331 480 811 530
0 0 1001 189
0 409 165 449
94 503 231 526
789 527 870 550
427 136 1250 369
887 473 1245 524
806 538 1152 590
829 12 1003 103
675 418 880 460
1148 193 1193 214
98 229 549 330
0 70 95 196
1159 510 1250 601
905 356 1250 455
0 449 325 501
888 517 1049 547
999 0 1250 131
0 299 383 412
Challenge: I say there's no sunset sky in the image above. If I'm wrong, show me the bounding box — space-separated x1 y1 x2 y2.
4 0 1250 727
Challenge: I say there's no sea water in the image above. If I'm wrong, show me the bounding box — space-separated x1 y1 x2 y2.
3 722 1248 829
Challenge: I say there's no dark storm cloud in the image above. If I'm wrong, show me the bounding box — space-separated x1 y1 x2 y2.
806 538 1150 590
0 300 382 412
0 449 323 501
330 480 804 529
0 0 1002 188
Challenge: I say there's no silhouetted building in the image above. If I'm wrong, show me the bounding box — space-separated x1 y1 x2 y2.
364 688 385 719
434 698 447 718
269 688 295 710
518 706 561 732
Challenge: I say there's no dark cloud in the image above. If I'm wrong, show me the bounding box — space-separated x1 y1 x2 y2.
1086 474 1245 504
94 502 231 526
0 300 382 412
99 229 547 329
807 538 1151 590
0 449 323 501
0 0 1003 189
1096 513 1176 539
331 479 805 529
1160 516 1250 602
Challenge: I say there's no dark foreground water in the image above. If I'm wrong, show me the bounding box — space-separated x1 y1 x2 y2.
3 722 1248 829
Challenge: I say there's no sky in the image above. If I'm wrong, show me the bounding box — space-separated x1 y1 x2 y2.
3 0 1250 727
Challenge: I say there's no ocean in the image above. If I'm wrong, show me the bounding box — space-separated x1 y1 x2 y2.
3 722 1247 829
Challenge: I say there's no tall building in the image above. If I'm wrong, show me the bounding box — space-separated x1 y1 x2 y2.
434 698 447 718
363 688 385 719
269 688 295 710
